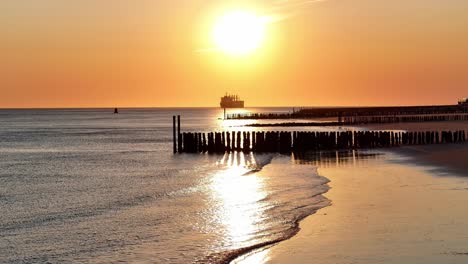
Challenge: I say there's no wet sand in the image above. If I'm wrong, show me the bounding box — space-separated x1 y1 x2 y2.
234 143 468 264
394 143 468 177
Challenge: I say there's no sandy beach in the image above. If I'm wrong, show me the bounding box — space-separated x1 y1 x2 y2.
235 142 468 264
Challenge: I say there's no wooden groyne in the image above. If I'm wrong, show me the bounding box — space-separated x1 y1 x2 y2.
172 117 466 153
227 104 468 122
242 114 468 127
342 114 468 124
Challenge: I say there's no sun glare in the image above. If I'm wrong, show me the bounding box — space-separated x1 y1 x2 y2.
213 11 266 56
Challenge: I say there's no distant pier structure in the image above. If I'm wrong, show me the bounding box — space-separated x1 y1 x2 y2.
226 102 468 124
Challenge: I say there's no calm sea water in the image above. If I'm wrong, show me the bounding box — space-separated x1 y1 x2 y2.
0 108 331 263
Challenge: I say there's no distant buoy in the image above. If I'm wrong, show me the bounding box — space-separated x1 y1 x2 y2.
114 108 119 114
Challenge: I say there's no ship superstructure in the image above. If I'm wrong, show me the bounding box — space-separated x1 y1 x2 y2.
220 94 244 108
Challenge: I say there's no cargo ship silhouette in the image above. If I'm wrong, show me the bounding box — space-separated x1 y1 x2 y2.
220 93 244 108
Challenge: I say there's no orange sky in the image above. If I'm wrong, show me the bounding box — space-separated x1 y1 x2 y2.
1 0 468 108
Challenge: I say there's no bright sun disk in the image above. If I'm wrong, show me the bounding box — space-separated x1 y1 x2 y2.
213 11 266 56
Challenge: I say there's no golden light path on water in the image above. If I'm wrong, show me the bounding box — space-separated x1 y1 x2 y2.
218 108 281 130
209 152 269 246
205 108 356 262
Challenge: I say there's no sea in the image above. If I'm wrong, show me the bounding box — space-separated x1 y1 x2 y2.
0 108 337 263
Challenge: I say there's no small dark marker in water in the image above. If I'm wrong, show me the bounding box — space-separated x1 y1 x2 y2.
114 108 119 114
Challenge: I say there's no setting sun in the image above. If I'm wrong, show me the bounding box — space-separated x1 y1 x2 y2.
212 11 266 56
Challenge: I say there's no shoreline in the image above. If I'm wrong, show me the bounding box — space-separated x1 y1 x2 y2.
233 142 468 264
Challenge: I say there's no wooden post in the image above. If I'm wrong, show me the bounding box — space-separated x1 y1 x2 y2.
173 116 177 153
222 132 226 152
197 133 201 152
202 133 207 152
177 115 182 153
252 131 256 151
231 131 236 151
182 133 187 153
226 132 231 152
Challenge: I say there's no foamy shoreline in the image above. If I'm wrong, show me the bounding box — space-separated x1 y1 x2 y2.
233 141 468 264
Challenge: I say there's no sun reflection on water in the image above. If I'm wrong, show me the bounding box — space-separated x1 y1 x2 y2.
220 118 258 130
210 152 269 245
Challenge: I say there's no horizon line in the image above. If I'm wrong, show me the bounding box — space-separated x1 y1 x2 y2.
0 103 461 110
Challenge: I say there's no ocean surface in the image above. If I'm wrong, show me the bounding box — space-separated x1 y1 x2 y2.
0 108 334 263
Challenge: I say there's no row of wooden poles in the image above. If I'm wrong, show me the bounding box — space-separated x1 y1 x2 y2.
227 113 468 124
226 105 468 120
173 117 466 153
341 114 468 124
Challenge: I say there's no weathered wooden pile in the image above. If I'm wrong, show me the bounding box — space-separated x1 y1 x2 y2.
175 130 467 154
